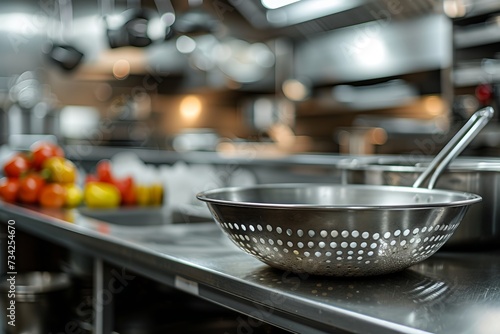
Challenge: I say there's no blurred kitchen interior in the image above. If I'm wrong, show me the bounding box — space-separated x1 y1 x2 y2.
1 0 500 157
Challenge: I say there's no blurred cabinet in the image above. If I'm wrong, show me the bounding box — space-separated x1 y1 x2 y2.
295 14 452 87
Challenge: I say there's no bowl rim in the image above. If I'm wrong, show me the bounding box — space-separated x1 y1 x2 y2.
196 183 482 210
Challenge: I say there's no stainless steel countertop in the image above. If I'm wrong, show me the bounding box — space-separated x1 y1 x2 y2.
1 202 500 334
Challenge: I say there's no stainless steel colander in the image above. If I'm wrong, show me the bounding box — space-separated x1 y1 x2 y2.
197 107 493 276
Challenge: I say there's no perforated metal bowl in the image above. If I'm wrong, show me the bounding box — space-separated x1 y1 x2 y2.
197 183 480 276
198 107 492 276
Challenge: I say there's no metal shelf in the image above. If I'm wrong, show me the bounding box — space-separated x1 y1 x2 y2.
453 61 500 86
457 0 500 19
454 21 500 48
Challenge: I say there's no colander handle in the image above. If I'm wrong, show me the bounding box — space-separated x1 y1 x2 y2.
413 106 494 189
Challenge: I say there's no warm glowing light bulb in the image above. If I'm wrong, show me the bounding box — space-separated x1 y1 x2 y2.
180 96 202 121
443 0 468 18
423 96 444 116
113 59 130 80
282 79 309 101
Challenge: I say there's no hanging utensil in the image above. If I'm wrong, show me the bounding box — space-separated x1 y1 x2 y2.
46 0 84 71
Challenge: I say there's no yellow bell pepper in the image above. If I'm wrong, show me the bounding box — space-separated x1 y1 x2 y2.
149 183 163 206
135 184 151 206
84 182 121 208
64 183 83 208
43 157 78 184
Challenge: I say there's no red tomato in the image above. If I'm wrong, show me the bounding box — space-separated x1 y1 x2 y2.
3 154 31 177
96 160 114 183
475 84 493 104
39 183 66 208
19 174 45 204
121 187 137 206
31 142 65 170
114 176 136 205
0 178 20 202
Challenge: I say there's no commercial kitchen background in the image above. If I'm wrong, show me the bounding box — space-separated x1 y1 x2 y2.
2 0 499 158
